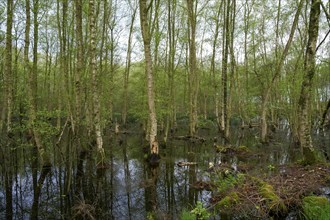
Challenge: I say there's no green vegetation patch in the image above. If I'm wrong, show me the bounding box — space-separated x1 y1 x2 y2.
302 196 330 220
216 192 239 209
258 181 287 213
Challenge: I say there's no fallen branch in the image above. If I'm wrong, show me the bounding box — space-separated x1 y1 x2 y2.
173 135 206 142
177 161 197 167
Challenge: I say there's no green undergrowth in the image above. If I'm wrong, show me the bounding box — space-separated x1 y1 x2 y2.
302 196 330 220
179 209 196 220
216 192 239 209
258 180 287 213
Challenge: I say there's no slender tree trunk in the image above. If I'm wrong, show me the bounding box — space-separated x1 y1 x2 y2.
298 0 321 164
221 0 230 141
211 2 222 130
165 0 177 142
89 0 104 157
187 0 198 136
5 164 13 220
260 0 304 143
74 0 83 132
139 0 159 155
25 1 52 219
4 0 14 203
227 0 236 141
122 7 137 126
4 0 14 133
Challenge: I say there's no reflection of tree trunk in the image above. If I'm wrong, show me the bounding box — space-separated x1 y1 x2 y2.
145 165 158 214
5 162 13 220
188 150 197 205
75 150 87 196
31 165 51 219
298 0 321 164
123 139 132 219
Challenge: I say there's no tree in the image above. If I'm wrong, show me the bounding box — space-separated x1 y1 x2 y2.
122 1 137 126
210 1 223 131
3 1 14 218
260 0 304 143
74 0 83 132
221 0 231 141
89 0 105 158
187 0 198 136
139 0 159 155
297 0 321 164
3 0 13 133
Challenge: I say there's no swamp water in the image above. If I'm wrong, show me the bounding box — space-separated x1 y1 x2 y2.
0 126 329 219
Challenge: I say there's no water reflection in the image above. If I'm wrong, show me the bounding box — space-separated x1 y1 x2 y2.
0 129 328 219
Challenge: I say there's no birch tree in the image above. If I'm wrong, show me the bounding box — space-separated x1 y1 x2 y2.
298 0 321 164
139 0 159 155
89 0 105 158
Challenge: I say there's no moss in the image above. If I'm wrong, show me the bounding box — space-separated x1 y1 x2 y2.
303 196 330 220
237 145 250 153
258 181 287 213
215 145 226 153
325 174 330 184
180 209 196 220
217 192 239 209
302 146 317 165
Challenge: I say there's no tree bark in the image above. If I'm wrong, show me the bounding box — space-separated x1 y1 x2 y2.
122 6 137 126
297 0 321 164
211 1 222 131
165 0 178 142
89 0 104 157
3 0 14 133
74 0 83 131
221 0 230 141
187 0 198 136
139 0 159 154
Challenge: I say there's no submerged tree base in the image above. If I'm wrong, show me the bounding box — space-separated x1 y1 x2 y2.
147 153 161 167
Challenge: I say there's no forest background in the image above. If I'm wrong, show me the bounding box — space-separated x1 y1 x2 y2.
0 0 329 162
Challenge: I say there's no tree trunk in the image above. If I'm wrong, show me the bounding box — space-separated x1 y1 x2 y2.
74 0 83 131
139 0 159 155
122 7 136 126
3 0 14 133
211 2 222 130
187 0 198 136
297 0 321 164
221 0 230 141
89 0 104 157
228 0 236 142
165 0 178 142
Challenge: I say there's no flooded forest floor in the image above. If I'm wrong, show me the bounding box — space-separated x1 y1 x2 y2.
0 122 330 219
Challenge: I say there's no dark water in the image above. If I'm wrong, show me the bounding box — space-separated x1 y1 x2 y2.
0 126 329 219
